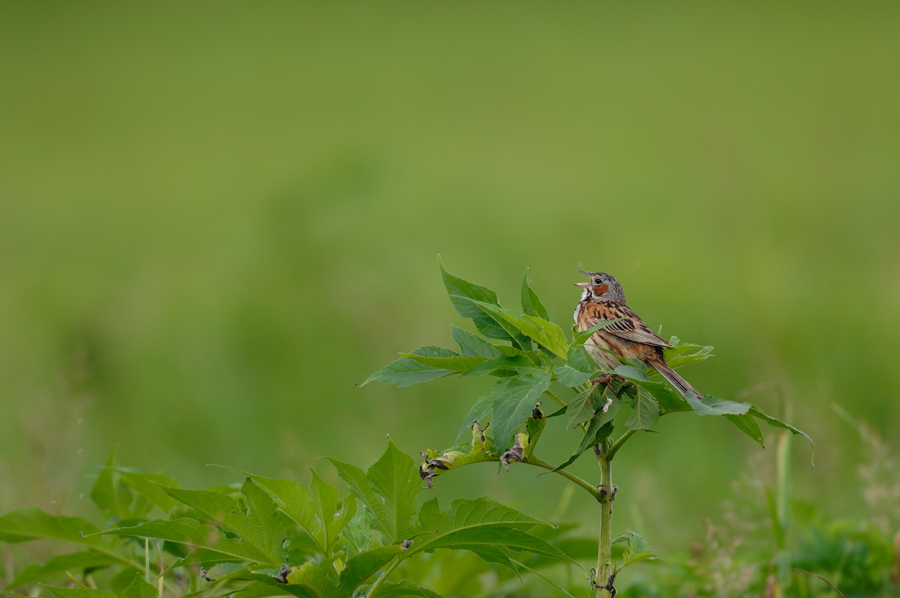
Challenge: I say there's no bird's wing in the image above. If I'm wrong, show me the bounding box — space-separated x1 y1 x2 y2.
583 302 673 348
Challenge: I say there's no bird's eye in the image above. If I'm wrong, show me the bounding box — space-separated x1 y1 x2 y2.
594 278 602 285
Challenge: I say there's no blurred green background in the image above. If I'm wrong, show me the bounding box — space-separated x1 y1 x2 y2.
1 1 898 557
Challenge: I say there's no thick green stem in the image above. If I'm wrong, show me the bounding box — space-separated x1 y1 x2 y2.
594 439 615 598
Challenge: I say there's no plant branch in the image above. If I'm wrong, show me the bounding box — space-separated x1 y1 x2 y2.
367 557 401 597
605 429 637 461
523 455 602 500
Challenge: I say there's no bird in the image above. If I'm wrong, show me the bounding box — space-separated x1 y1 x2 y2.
574 271 702 398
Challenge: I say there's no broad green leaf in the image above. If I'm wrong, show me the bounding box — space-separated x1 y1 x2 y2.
361 346 455 388
410 526 575 566
309 471 357 555
417 497 544 534
332 545 403 598
462 299 569 359
438 257 512 341
520 268 549 320
90 452 132 520
0 507 99 545
7 551 124 588
113 470 180 515
99 517 274 564
749 406 815 466
572 320 622 346
370 580 444 598
233 580 322 598
366 441 421 542
553 408 618 472
215 469 322 554
450 326 501 359
460 355 537 378
123 575 158 598
159 480 288 566
217 564 330 597
664 338 714 369
612 530 666 572
613 364 649 382
724 413 765 448
285 560 337 596
399 351 487 373
42 587 117 598
410 497 568 570
329 441 420 543
455 379 505 442
490 372 551 452
554 345 598 387
624 387 661 430
565 388 595 430
684 394 750 417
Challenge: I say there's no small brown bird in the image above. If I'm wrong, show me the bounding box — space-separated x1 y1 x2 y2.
574 271 702 398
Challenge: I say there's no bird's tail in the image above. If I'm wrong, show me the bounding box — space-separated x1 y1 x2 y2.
649 360 703 399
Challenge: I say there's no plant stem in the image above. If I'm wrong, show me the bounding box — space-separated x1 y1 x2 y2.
595 439 615 598
367 557 401 597
524 455 602 500
606 429 636 461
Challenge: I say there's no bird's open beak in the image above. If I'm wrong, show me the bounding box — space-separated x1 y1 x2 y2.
575 270 591 287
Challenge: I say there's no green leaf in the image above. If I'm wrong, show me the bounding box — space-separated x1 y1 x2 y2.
417 497 544 534
724 413 765 448
369 580 444 598
572 319 622 346
490 372 551 452
333 545 403 598
624 387 660 430
749 406 815 466
460 354 537 378
122 575 159 598
90 452 132 520
613 364 649 382
554 345 598 387
214 468 336 555
361 346 455 388
398 351 487 373
565 388 595 430
520 268 549 320
664 338 714 369
411 526 574 566
0 507 100 545
612 530 666 572
99 517 274 565
439 256 513 341
450 326 501 359
455 379 505 442
113 470 180 515
7 551 124 588
309 471 357 555
553 407 618 472
157 479 287 566
233 579 323 598
462 299 569 359
684 394 750 417
409 497 569 570
329 441 420 543
42 587 117 598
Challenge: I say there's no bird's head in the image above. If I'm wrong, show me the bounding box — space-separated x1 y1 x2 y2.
575 271 626 302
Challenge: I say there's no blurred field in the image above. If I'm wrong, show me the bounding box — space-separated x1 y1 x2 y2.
1 1 899 556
